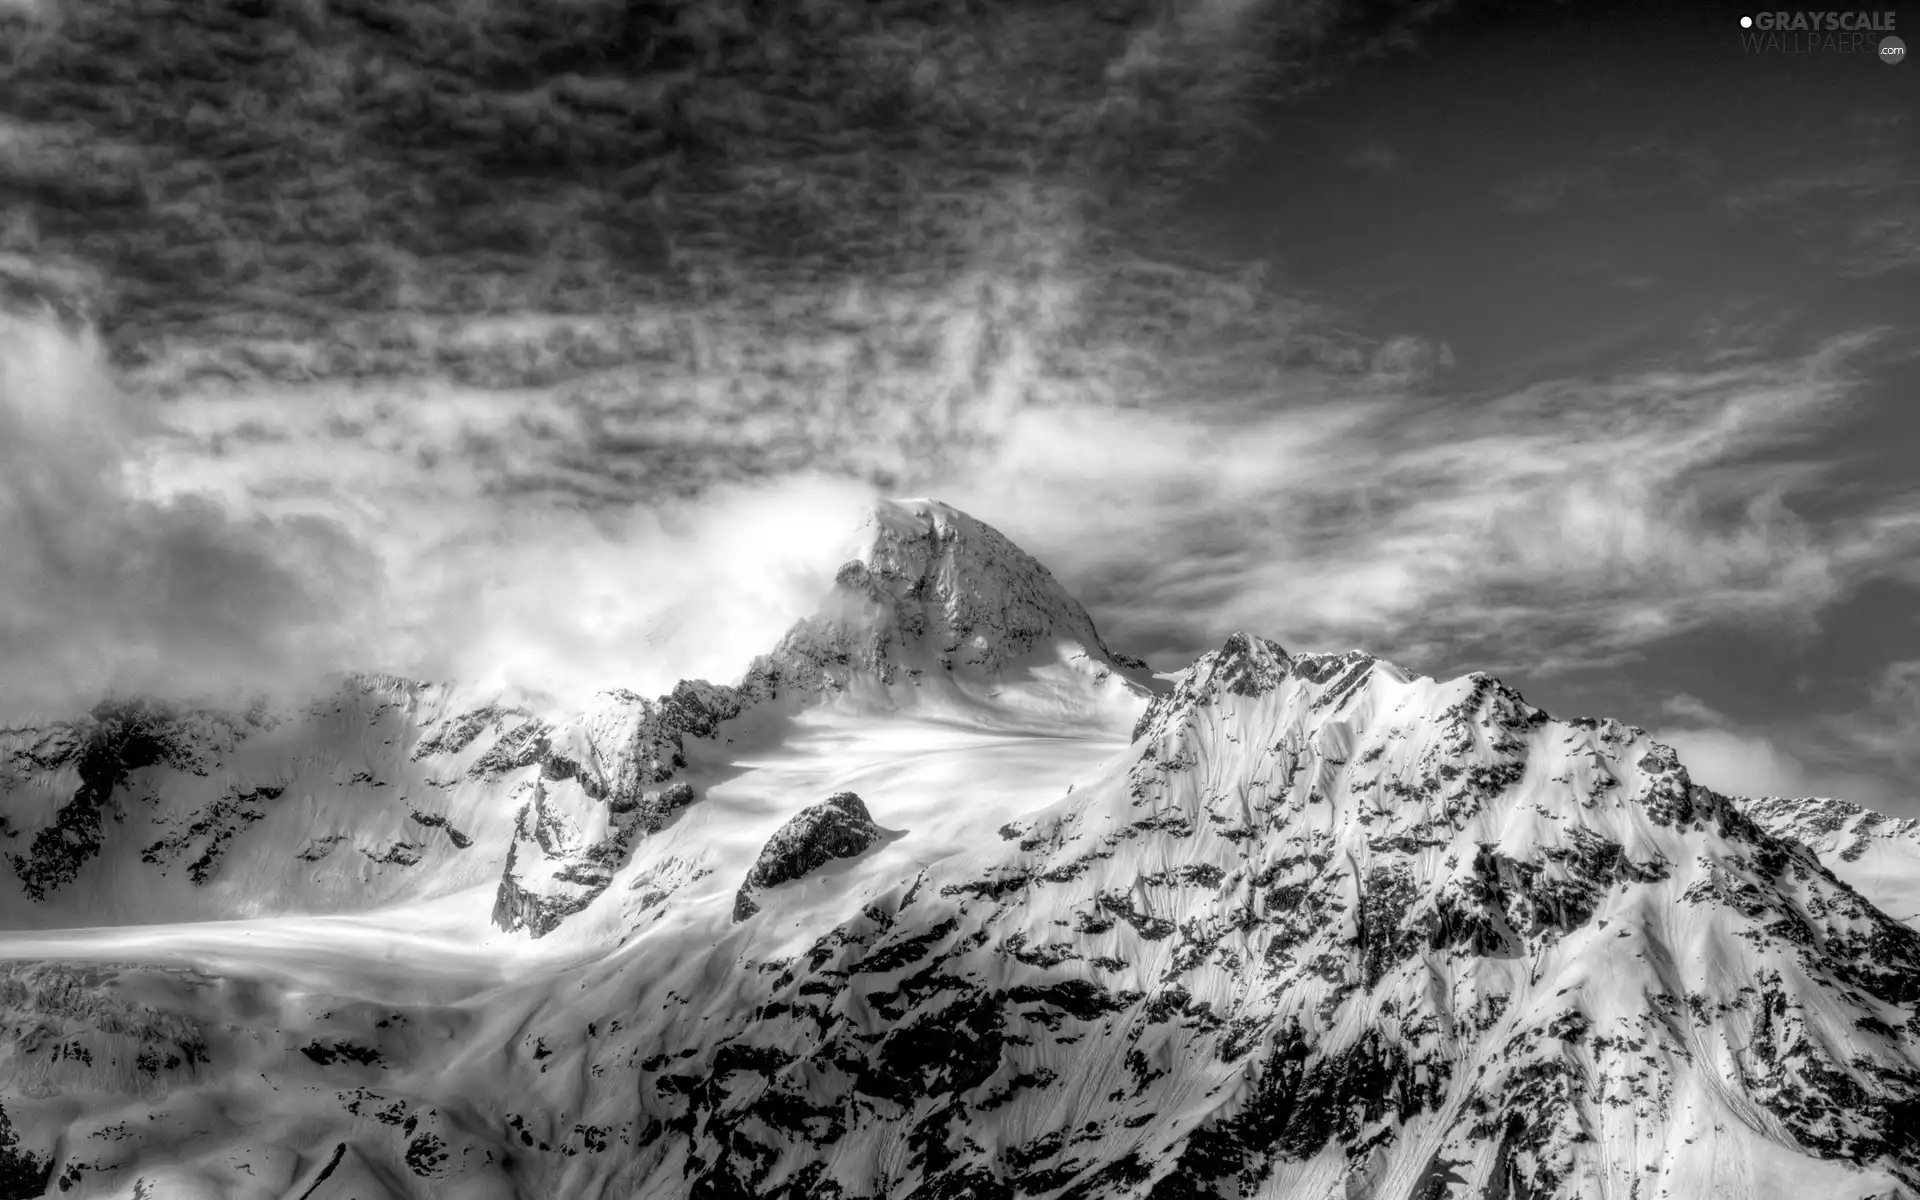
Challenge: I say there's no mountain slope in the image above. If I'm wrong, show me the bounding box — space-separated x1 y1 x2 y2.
1742 795 1920 931
488 632 1916 1200
0 683 516 928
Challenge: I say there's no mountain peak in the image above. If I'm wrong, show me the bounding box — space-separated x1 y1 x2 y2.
1129 633 1409 747
748 497 1144 703
849 497 1116 671
1193 630 1295 696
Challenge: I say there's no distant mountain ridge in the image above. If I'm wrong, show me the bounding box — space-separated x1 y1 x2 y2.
1742 794 1920 931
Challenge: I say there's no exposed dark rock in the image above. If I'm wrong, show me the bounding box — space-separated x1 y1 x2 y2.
734 792 883 922
407 809 474 849
1133 633 1292 744
493 842 590 938
299 1041 384 1067
613 682 748 800
139 786 278 884
404 1131 450 1177
0 1101 51 1200
362 841 424 867
411 706 507 761
292 1143 347 1200
296 835 348 863
465 720 553 780
10 698 179 901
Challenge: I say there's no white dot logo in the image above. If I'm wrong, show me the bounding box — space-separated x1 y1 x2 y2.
1740 14 1753 27
1882 35 1908 64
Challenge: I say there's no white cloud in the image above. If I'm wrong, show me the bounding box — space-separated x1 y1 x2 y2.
1653 726 1821 801
0 314 886 722
0 315 383 721
1652 672 1918 813
1661 693 1732 728
395 474 878 710
931 330 1920 676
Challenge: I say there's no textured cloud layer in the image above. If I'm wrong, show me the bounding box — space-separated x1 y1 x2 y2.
6 0 1418 717
0 312 883 717
937 331 1920 676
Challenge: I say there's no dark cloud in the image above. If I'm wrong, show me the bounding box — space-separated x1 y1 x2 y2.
0 0 1448 393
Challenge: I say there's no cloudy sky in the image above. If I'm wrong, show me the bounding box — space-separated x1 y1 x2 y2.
0 0 1914 811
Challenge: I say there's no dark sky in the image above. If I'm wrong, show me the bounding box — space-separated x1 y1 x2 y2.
1172 1 1920 807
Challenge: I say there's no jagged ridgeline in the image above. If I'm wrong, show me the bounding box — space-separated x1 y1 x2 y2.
0 666 779 932
0 500 1148 934
0 501 1917 1200
574 631 1919 1199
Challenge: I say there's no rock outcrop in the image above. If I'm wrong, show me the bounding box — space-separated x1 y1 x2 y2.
733 792 883 921
475 678 738 937
491 778 700 938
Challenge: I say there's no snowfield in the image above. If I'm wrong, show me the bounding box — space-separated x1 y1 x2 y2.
1 500 1916 1200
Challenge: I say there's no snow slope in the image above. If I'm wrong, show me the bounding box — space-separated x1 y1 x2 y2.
2 501 1918 1200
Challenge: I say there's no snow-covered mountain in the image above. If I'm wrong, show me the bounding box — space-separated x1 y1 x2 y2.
753 496 1159 719
1 499 1917 1200
1740 796 1920 932
0 499 1149 938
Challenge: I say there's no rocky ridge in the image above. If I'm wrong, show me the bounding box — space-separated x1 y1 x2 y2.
1741 793 1920 942
758 499 1140 693
525 632 1920 1199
